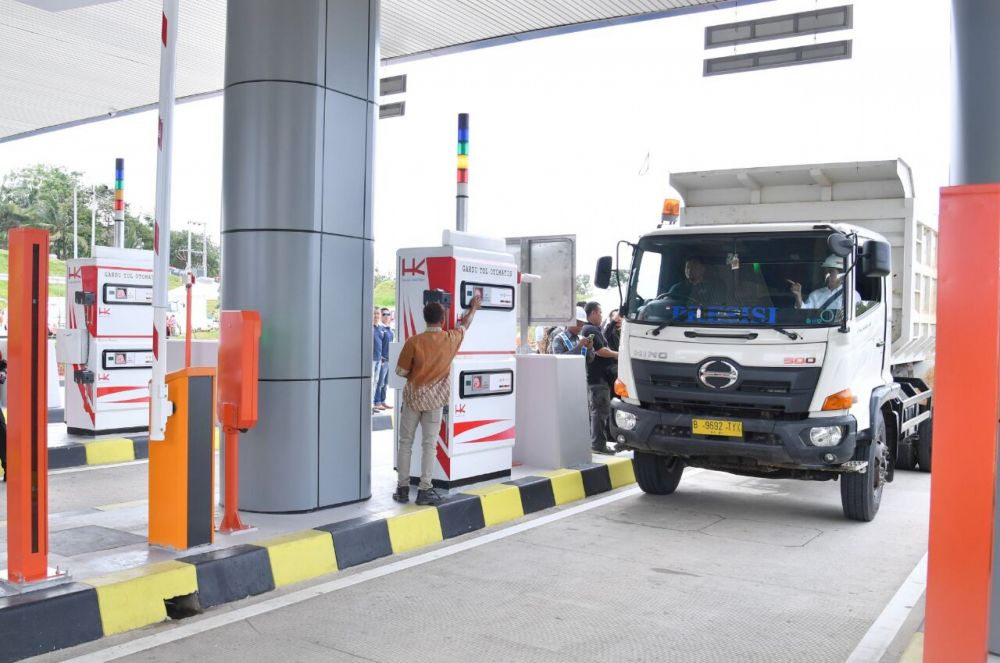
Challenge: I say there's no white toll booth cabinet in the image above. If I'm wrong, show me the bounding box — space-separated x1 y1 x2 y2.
57 246 154 436
390 231 518 488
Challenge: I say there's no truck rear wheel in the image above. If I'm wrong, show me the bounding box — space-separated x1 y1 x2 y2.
916 418 932 473
894 441 917 471
633 451 684 495
841 415 888 522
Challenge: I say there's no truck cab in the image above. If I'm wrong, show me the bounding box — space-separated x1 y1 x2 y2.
598 160 935 521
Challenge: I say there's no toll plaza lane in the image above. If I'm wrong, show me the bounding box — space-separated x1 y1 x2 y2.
37 467 931 663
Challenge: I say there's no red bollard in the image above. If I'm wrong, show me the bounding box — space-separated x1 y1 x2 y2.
2 228 65 587
216 310 261 534
184 271 194 368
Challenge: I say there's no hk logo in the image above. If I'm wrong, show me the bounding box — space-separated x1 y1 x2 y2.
98 307 111 316
455 404 466 415
401 258 426 276
99 373 110 382
68 268 82 280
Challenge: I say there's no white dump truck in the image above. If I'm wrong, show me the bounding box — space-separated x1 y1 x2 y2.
596 159 936 521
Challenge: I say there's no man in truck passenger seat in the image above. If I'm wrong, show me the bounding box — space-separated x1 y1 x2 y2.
665 257 725 305
788 255 862 310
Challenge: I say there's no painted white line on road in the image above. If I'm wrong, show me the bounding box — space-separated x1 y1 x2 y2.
846 551 928 663
49 459 148 475
62 484 647 662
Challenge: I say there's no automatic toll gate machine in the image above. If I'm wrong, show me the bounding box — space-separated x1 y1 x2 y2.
391 231 518 488
58 247 154 435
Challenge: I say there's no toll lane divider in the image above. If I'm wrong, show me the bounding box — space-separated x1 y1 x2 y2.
47 436 149 470
0 456 635 662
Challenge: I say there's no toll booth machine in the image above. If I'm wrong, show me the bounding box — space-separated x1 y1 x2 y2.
58 247 154 435
392 231 517 488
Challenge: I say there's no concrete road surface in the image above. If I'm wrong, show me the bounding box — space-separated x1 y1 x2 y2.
34 465 930 663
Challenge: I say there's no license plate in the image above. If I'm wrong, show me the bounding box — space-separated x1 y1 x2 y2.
692 418 743 438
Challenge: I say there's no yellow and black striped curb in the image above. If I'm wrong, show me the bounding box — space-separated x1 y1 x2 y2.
0 428 225 480
0 457 635 662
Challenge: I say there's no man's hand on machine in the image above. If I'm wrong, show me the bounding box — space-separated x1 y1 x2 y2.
460 295 483 328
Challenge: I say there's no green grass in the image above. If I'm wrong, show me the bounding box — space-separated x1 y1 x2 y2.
374 280 395 308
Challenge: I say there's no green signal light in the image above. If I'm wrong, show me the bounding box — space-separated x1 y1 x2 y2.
753 262 761 273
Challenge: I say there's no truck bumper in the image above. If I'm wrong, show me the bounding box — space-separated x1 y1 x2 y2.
610 401 858 469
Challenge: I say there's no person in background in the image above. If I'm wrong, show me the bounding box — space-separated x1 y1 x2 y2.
550 308 593 357
538 326 559 354
394 296 482 506
603 309 622 352
372 308 384 413
374 308 394 410
582 302 618 454
0 351 7 482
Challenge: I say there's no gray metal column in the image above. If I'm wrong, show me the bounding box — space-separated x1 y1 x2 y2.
952 0 1000 185
221 0 376 512
952 0 1000 652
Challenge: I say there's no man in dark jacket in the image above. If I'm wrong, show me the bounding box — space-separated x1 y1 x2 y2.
374 308 394 410
581 302 618 454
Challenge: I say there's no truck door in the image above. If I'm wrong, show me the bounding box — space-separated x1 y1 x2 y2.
853 255 889 404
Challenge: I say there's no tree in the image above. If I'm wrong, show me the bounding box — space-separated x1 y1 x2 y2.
0 164 221 275
608 269 627 288
575 274 593 301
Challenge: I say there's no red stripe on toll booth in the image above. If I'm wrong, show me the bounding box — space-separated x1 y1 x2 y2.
161 12 167 46
453 419 505 436
466 427 516 444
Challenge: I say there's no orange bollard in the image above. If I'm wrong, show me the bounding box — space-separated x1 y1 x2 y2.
2 228 64 586
924 185 1000 662
217 310 261 533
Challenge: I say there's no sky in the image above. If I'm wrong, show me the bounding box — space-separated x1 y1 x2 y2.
0 0 950 305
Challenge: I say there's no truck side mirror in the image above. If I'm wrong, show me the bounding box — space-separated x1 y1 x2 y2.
827 232 853 258
594 256 613 289
861 240 891 278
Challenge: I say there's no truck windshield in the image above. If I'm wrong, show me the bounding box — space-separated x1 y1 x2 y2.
626 232 865 328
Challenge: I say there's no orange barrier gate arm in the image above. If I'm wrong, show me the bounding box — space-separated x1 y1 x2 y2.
217 310 261 533
3 229 53 584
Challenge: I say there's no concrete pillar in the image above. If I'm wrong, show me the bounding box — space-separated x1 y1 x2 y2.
221 0 377 512
951 0 1000 185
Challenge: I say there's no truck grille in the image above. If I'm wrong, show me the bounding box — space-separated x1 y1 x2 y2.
633 359 820 415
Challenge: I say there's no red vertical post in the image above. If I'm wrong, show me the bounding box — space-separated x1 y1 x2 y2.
5 228 50 583
924 185 1000 661
219 420 248 533
184 271 194 368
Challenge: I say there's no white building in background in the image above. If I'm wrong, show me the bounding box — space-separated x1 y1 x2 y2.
167 277 219 334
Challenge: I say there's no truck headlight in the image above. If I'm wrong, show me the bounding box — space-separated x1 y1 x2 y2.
809 426 844 447
614 410 637 431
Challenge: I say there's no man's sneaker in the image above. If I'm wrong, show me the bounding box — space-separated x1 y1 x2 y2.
592 444 614 455
392 486 409 503
415 488 443 506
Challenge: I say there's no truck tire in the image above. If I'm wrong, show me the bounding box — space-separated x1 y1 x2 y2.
841 415 889 522
916 418 932 473
894 440 917 471
633 451 684 495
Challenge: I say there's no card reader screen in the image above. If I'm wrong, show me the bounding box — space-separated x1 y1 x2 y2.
103 283 153 306
460 369 514 399
102 349 155 370
460 282 514 311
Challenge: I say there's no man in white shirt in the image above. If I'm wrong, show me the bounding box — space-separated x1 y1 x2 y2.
788 255 862 310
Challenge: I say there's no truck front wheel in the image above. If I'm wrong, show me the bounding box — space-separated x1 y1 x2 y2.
633 451 684 495
841 415 889 522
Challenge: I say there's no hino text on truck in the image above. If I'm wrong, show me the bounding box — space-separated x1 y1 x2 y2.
596 160 936 521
